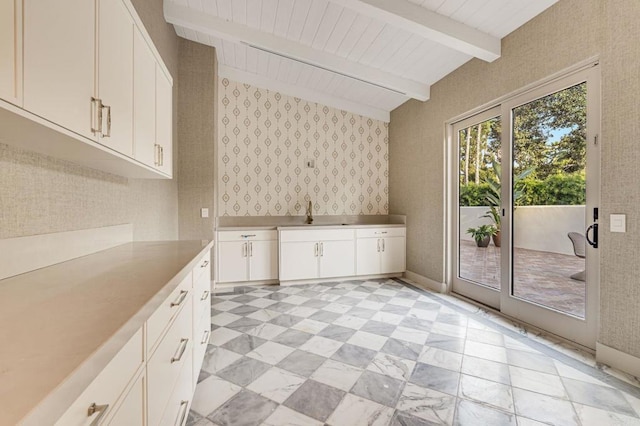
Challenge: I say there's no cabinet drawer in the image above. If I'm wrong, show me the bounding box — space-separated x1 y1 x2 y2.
106 371 144 425
55 328 143 425
193 269 211 329
192 309 211 390
159 351 193 426
218 230 277 242
147 271 191 355
147 297 193 426
356 227 406 239
280 229 354 242
193 250 211 284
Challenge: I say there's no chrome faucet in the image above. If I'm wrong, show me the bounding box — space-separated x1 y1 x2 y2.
305 200 313 224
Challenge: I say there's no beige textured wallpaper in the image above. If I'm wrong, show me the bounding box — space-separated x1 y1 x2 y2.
390 0 640 357
0 0 179 241
218 78 389 217
178 39 217 241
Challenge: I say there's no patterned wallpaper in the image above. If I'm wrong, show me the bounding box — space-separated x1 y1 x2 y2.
218 78 389 216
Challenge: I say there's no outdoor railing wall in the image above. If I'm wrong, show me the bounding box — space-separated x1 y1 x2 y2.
460 205 586 256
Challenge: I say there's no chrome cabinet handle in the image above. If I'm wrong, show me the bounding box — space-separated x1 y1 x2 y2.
377 239 380 252
175 400 189 426
160 146 164 166
201 329 210 345
242 242 247 257
200 290 209 301
87 402 109 426
249 242 253 257
170 290 188 307
102 104 111 138
320 242 324 257
154 144 160 166
241 234 256 238
171 338 189 363
91 98 103 135
382 239 385 252
201 260 209 268
314 243 318 257
374 231 388 235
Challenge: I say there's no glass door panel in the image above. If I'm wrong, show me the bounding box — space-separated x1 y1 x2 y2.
510 83 587 318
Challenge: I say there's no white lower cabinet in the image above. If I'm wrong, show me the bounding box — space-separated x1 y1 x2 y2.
356 228 406 275
56 249 211 426
217 230 278 283
279 229 355 281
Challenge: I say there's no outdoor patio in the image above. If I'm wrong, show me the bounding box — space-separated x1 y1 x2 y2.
459 240 586 317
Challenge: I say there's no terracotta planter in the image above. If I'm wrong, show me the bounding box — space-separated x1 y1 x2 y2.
477 236 491 247
492 230 501 247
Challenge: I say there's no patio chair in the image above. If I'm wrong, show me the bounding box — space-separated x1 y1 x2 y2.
567 232 586 281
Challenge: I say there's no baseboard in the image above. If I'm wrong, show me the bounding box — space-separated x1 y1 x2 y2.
596 342 640 378
0 224 133 280
403 270 447 293
278 273 401 287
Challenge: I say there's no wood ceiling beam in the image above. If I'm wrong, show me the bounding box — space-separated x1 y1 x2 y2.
335 0 501 62
164 2 430 101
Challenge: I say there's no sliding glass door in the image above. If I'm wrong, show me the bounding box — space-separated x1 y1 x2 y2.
451 65 600 348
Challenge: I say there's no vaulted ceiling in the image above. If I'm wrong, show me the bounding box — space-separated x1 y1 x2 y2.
165 0 558 121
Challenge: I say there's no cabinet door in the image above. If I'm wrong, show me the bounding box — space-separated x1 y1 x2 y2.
98 0 134 156
24 0 96 140
133 30 157 168
280 241 318 281
249 240 278 281
356 238 380 276
217 241 248 283
106 373 144 425
155 66 173 176
320 240 355 279
380 237 406 274
0 0 21 105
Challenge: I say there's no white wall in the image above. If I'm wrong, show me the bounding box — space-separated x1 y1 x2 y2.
460 205 585 255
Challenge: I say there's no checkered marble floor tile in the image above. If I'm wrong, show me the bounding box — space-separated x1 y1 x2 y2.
187 278 640 426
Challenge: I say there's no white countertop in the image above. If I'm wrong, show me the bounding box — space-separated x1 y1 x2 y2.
0 240 213 426
217 223 407 231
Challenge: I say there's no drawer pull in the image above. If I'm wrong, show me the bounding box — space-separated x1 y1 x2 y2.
87 402 109 426
200 260 209 268
171 338 189 363
374 231 388 234
200 290 210 301
241 234 256 238
175 400 189 426
170 290 188 307
201 329 211 345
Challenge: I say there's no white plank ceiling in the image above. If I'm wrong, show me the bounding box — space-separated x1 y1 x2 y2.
165 0 558 121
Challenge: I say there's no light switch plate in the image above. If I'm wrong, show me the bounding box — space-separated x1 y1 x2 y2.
201 208 209 218
610 214 625 232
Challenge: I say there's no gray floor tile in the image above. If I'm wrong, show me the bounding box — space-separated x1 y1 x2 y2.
217 357 272 387
317 324 358 342
425 333 466 354
283 380 345 422
506 349 557 374
360 320 397 337
381 338 423 361
391 410 441 426
454 399 516 426
303 299 331 309
231 295 259 304
221 334 266 355
225 317 263 333
277 349 327 377
268 302 298 313
309 310 342 324
336 296 362 306
399 317 433 332
331 343 377 368
351 370 405 407
410 363 460 395
268 313 304 328
208 390 277 426
229 305 261 316
272 329 314 348
382 304 411 315
347 307 378 319
563 377 637 416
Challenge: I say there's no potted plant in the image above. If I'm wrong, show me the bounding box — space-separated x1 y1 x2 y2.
467 224 497 248
481 158 533 247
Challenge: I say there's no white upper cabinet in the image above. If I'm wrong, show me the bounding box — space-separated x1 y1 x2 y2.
97 0 134 156
133 30 157 168
0 0 22 106
23 0 96 140
155 66 173 176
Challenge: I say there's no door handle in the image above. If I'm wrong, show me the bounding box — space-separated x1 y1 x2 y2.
586 223 598 248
